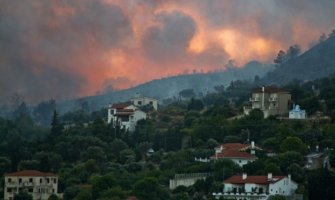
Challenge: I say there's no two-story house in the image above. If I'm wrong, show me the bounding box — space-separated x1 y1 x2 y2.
213 173 298 200
244 86 291 118
210 142 261 167
107 103 146 132
4 170 61 200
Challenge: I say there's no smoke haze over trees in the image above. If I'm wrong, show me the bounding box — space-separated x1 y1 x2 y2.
1 0 335 103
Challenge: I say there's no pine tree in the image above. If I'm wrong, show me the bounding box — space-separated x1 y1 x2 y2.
50 110 63 139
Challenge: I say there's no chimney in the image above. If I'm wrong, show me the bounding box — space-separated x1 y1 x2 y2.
261 87 265 109
267 173 272 180
242 173 247 180
250 141 256 155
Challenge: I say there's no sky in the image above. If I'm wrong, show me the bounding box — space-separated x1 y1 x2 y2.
0 0 335 104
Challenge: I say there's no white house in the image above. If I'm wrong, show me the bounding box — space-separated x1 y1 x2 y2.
130 97 158 110
213 173 298 200
108 103 146 132
289 105 307 119
211 142 261 167
4 170 62 200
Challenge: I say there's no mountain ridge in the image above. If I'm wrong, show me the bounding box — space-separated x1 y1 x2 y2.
58 61 273 112
262 33 335 85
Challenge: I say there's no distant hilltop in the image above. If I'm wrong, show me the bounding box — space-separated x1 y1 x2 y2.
262 31 335 85
58 61 272 113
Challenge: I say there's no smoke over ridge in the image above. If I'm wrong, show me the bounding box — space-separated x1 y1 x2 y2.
0 0 334 103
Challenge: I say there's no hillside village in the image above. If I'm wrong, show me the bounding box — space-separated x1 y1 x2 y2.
1 74 335 200
2 1 335 200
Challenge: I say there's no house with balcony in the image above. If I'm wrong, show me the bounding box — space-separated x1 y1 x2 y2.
4 170 62 200
244 86 291 118
107 103 146 132
130 96 158 110
210 142 261 167
213 173 298 200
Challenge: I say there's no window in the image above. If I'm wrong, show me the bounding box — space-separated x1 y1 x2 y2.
19 178 22 183
47 178 50 183
28 188 33 193
7 188 12 193
239 160 242 163
120 116 129 122
54 179 57 184
40 178 42 183
137 101 142 105
8 178 11 183
29 178 33 183
149 101 153 105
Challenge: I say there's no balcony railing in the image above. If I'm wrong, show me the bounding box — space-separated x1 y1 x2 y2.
269 97 278 102
250 97 260 102
213 192 270 199
6 181 35 186
222 191 269 196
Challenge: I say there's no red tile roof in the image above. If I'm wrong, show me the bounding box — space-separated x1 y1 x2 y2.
216 143 249 151
115 109 134 116
112 103 131 109
118 109 135 112
252 86 289 94
5 170 57 177
212 150 257 159
115 113 133 116
224 175 285 184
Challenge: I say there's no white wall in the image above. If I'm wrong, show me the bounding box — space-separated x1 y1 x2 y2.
223 183 245 193
289 111 307 119
230 158 255 167
4 176 59 200
131 97 158 110
170 177 206 190
244 183 268 193
269 177 298 196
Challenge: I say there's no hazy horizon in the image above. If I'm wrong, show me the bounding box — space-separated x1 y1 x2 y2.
1 0 335 103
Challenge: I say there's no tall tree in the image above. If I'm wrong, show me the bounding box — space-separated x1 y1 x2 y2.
33 99 56 126
286 45 301 60
50 110 63 140
274 50 287 66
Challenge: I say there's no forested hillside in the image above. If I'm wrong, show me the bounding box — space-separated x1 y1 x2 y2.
262 30 335 85
2 76 335 200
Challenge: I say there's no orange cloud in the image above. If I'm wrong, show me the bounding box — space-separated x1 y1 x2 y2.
1 0 335 103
